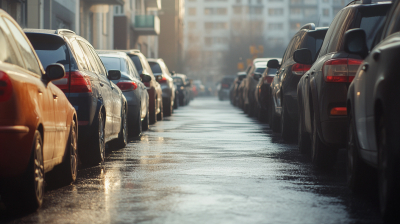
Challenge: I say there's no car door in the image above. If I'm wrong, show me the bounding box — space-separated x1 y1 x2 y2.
2 17 56 164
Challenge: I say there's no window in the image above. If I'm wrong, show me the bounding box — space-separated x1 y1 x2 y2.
304 0 317 4
148 62 162 74
188 8 196 16
78 41 98 73
4 18 41 75
254 8 263 14
233 6 242 14
304 8 317 17
291 0 302 4
204 22 228 30
129 55 143 74
323 9 329 16
70 40 88 70
290 8 302 15
268 8 283 16
188 21 196 29
100 57 122 71
257 0 262 4
0 17 22 66
268 23 283 30
204 8 227 15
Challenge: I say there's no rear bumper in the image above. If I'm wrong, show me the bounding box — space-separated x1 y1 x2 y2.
0 126 33 177
320 117 347 147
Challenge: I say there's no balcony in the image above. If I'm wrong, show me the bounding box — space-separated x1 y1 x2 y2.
134 15 160 35
83 0 124 5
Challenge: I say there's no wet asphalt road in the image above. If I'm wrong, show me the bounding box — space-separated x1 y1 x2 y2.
1 97 383 223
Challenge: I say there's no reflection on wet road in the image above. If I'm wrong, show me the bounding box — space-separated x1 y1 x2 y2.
1 98 382 223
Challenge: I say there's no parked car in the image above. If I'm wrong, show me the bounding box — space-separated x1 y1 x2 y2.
115 50 163 124
148 58 176 116
344 0 400 220
295 2 391 168
172 74 190 106
0 11 77 211
98 51 151 136
218 76 235 101
230 71 247 106
268 24 328 142
254 58 281 123
242 58 269 115
193 80 205 96
25 29 128 166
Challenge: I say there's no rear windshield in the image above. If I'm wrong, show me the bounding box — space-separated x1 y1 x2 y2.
26 33 73 71
173 77 183 85
267 68 277 76
356 5 390 49
149 62 162 74
255 67 266 74
301 30 327 61
129 55 143 73
222 77 234 84
100 56 125 72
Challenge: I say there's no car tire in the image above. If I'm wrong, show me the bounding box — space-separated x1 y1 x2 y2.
0 130 45 212
131 106 142 137
347 112 370 192
298 111 311 154
281 102 295 142
164 98 172 117
269 98 280 133
142 106 150 131
109 105 128 150
174 95 179 109
157 98 163 121
311 115 337 169
150 97 157 124
378 116 400 222
83 110 106 166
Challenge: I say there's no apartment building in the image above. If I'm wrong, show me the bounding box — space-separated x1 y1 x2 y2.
183 0 352 79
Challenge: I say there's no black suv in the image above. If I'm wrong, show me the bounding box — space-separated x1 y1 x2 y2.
25 29 128 166
268 24 328 142
296 2 391 168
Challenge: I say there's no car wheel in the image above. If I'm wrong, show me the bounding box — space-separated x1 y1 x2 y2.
378 116 400 222
157 98 163 121
87 111 106 166
164 98 172 117
1 130 44 211
281 101 296 142
131 106 142 137
298 111 311 154
110 105 128 149
270 98 280 133
311 115 337 169
150 97 157 124
174 95 179 109
142 106 150 131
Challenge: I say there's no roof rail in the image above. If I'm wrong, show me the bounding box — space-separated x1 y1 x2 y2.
300 23 315 31
55 29 75 35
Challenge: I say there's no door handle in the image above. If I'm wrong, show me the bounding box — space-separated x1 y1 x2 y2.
100 83 104 87
373 50 381 61
53 94 58 99
38 89 43 95
362 64 369 72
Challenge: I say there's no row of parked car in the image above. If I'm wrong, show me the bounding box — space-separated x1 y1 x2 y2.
0 9 195 212
231 1 400 221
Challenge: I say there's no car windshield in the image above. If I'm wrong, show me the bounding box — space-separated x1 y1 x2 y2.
129 55 143 73
100 56 126 72
26 34 72 71
149 62 162 74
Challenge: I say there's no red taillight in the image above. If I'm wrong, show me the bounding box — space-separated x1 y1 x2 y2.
323 58 362 83
263 76 274 84
53 71 92 93
221 83 229 88
116 81 138 91
0 71 12 102
292 63 312 75
157 76 167 84
330 107 347 116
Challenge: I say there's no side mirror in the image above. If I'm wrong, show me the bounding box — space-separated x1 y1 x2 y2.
46 63 65 81
344 28 368 59
140 73 152 82
156 75 163 82
108 70 121 80
253 72 262 80
267 59 280 69
170 71 175 75
293 48 313 65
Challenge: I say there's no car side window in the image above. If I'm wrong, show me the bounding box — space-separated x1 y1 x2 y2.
0 17 23 66
282 38 296 62
328 9 355 53
385 2 400 36
4 17 41 75
78 41 98 74
87 44 107 76
319 11 342 57
70 39 88 71
127 57 140 79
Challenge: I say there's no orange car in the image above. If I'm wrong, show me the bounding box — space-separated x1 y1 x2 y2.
0 10 77 211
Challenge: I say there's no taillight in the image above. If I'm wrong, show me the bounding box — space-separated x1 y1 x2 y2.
323 58 362 83
221 83 229 88
116 81 138 91
263 76 274 84
292 63 312 75
70 71 92 93
0 71 12 102
157 76 167 84
330 107 347 116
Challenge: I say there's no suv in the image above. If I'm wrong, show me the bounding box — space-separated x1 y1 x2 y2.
114 50 163 124
345 0 400 220
268 24 328 142
296 1 391 168
148 58 176 116
25 29 128 166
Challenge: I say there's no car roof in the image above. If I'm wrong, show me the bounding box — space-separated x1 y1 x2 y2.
24 28 76 36
97 51 127 58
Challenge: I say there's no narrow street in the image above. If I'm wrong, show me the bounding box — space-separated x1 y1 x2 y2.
1 98 382 224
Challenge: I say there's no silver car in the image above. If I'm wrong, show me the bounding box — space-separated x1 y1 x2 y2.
147 58 176 116
98 51 151 137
